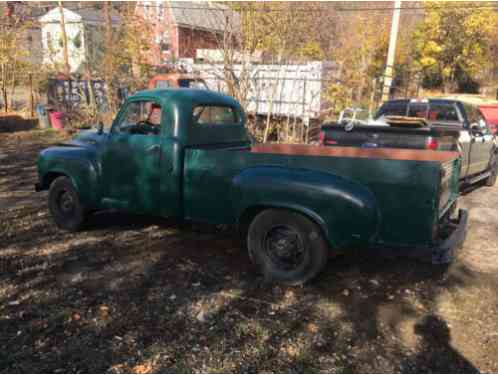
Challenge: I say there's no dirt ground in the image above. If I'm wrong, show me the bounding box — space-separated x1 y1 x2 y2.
1 127 498 373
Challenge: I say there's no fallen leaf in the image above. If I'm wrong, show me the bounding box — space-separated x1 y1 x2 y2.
306 322 319 334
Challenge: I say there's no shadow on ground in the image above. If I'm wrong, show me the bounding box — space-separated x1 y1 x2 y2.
0 115 38 133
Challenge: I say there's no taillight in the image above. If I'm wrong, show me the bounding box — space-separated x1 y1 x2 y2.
319 131 325 145
426 137 439 150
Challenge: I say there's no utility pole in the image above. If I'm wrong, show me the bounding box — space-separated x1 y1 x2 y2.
381 0 401 102
58 1 71 76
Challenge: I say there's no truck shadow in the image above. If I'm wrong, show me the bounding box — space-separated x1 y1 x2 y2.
1 212 483 372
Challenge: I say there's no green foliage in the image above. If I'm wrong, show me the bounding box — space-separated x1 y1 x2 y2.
0 16 34 111
297 41 325 61
413 1 498 92
323 83 352 118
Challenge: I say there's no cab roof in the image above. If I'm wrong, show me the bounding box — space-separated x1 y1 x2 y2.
131 88 241 108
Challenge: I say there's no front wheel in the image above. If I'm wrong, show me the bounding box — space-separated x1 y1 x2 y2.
48 176 87 232
247 209 329 285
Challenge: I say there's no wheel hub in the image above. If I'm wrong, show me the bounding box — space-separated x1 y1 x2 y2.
264 226 305 270
59 190 75 213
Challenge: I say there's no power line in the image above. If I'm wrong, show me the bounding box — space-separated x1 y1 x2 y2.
16 1 498 14
3 1 498 26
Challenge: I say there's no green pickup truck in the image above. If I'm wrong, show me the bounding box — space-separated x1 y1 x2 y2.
36 89 467 284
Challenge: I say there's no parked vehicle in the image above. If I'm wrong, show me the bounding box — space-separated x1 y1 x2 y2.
439 94 498 135
320 98 498 187
36 89 467 284
479 104 498 135
148 73 208 90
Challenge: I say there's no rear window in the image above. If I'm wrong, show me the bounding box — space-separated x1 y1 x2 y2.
193 105 239 125
407 103 429 118
375 102 407 118
376 101 460 122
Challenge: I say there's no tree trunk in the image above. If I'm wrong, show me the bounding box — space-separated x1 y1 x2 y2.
29 73 34 118
58 2 71 76
1 64 7 113
9 62 17 110
2 88 7 113
103 1 115 113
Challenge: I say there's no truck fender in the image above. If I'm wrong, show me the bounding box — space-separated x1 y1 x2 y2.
39 157 99 207
233 166 380 249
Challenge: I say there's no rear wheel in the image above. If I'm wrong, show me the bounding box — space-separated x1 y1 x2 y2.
247 209 329 285
48 176 87 232
486 155 497 187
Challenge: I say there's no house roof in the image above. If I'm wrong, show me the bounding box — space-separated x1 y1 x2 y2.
38 5 120 26
168 1 239 33
76 7 121 25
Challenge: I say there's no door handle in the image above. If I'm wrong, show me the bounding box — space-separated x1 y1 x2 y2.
146 144 160 154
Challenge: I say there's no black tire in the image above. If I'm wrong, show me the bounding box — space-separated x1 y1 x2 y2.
247 209 329 285
48 176 86 232
486 155 498 187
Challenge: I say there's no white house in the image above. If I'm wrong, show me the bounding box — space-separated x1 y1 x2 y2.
39 7 120 74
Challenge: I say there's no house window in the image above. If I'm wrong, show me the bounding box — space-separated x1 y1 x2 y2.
160 42 170 52
73 32 82 49
46 31 52 50
143 1 150 17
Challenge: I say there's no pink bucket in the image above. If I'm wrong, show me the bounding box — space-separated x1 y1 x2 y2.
49 111 65 130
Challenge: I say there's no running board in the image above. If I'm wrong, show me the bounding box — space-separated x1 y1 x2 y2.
466 171 491 185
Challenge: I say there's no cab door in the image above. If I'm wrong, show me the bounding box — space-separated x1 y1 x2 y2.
100 99 164 215
469 109 494 175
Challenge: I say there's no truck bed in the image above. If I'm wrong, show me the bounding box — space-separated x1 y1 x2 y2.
184 144 460 248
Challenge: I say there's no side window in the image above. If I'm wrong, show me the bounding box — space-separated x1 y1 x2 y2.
193 105 239 125
428 103 460 122
113 100 162 135
476 110 490 134
464 104 477 125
